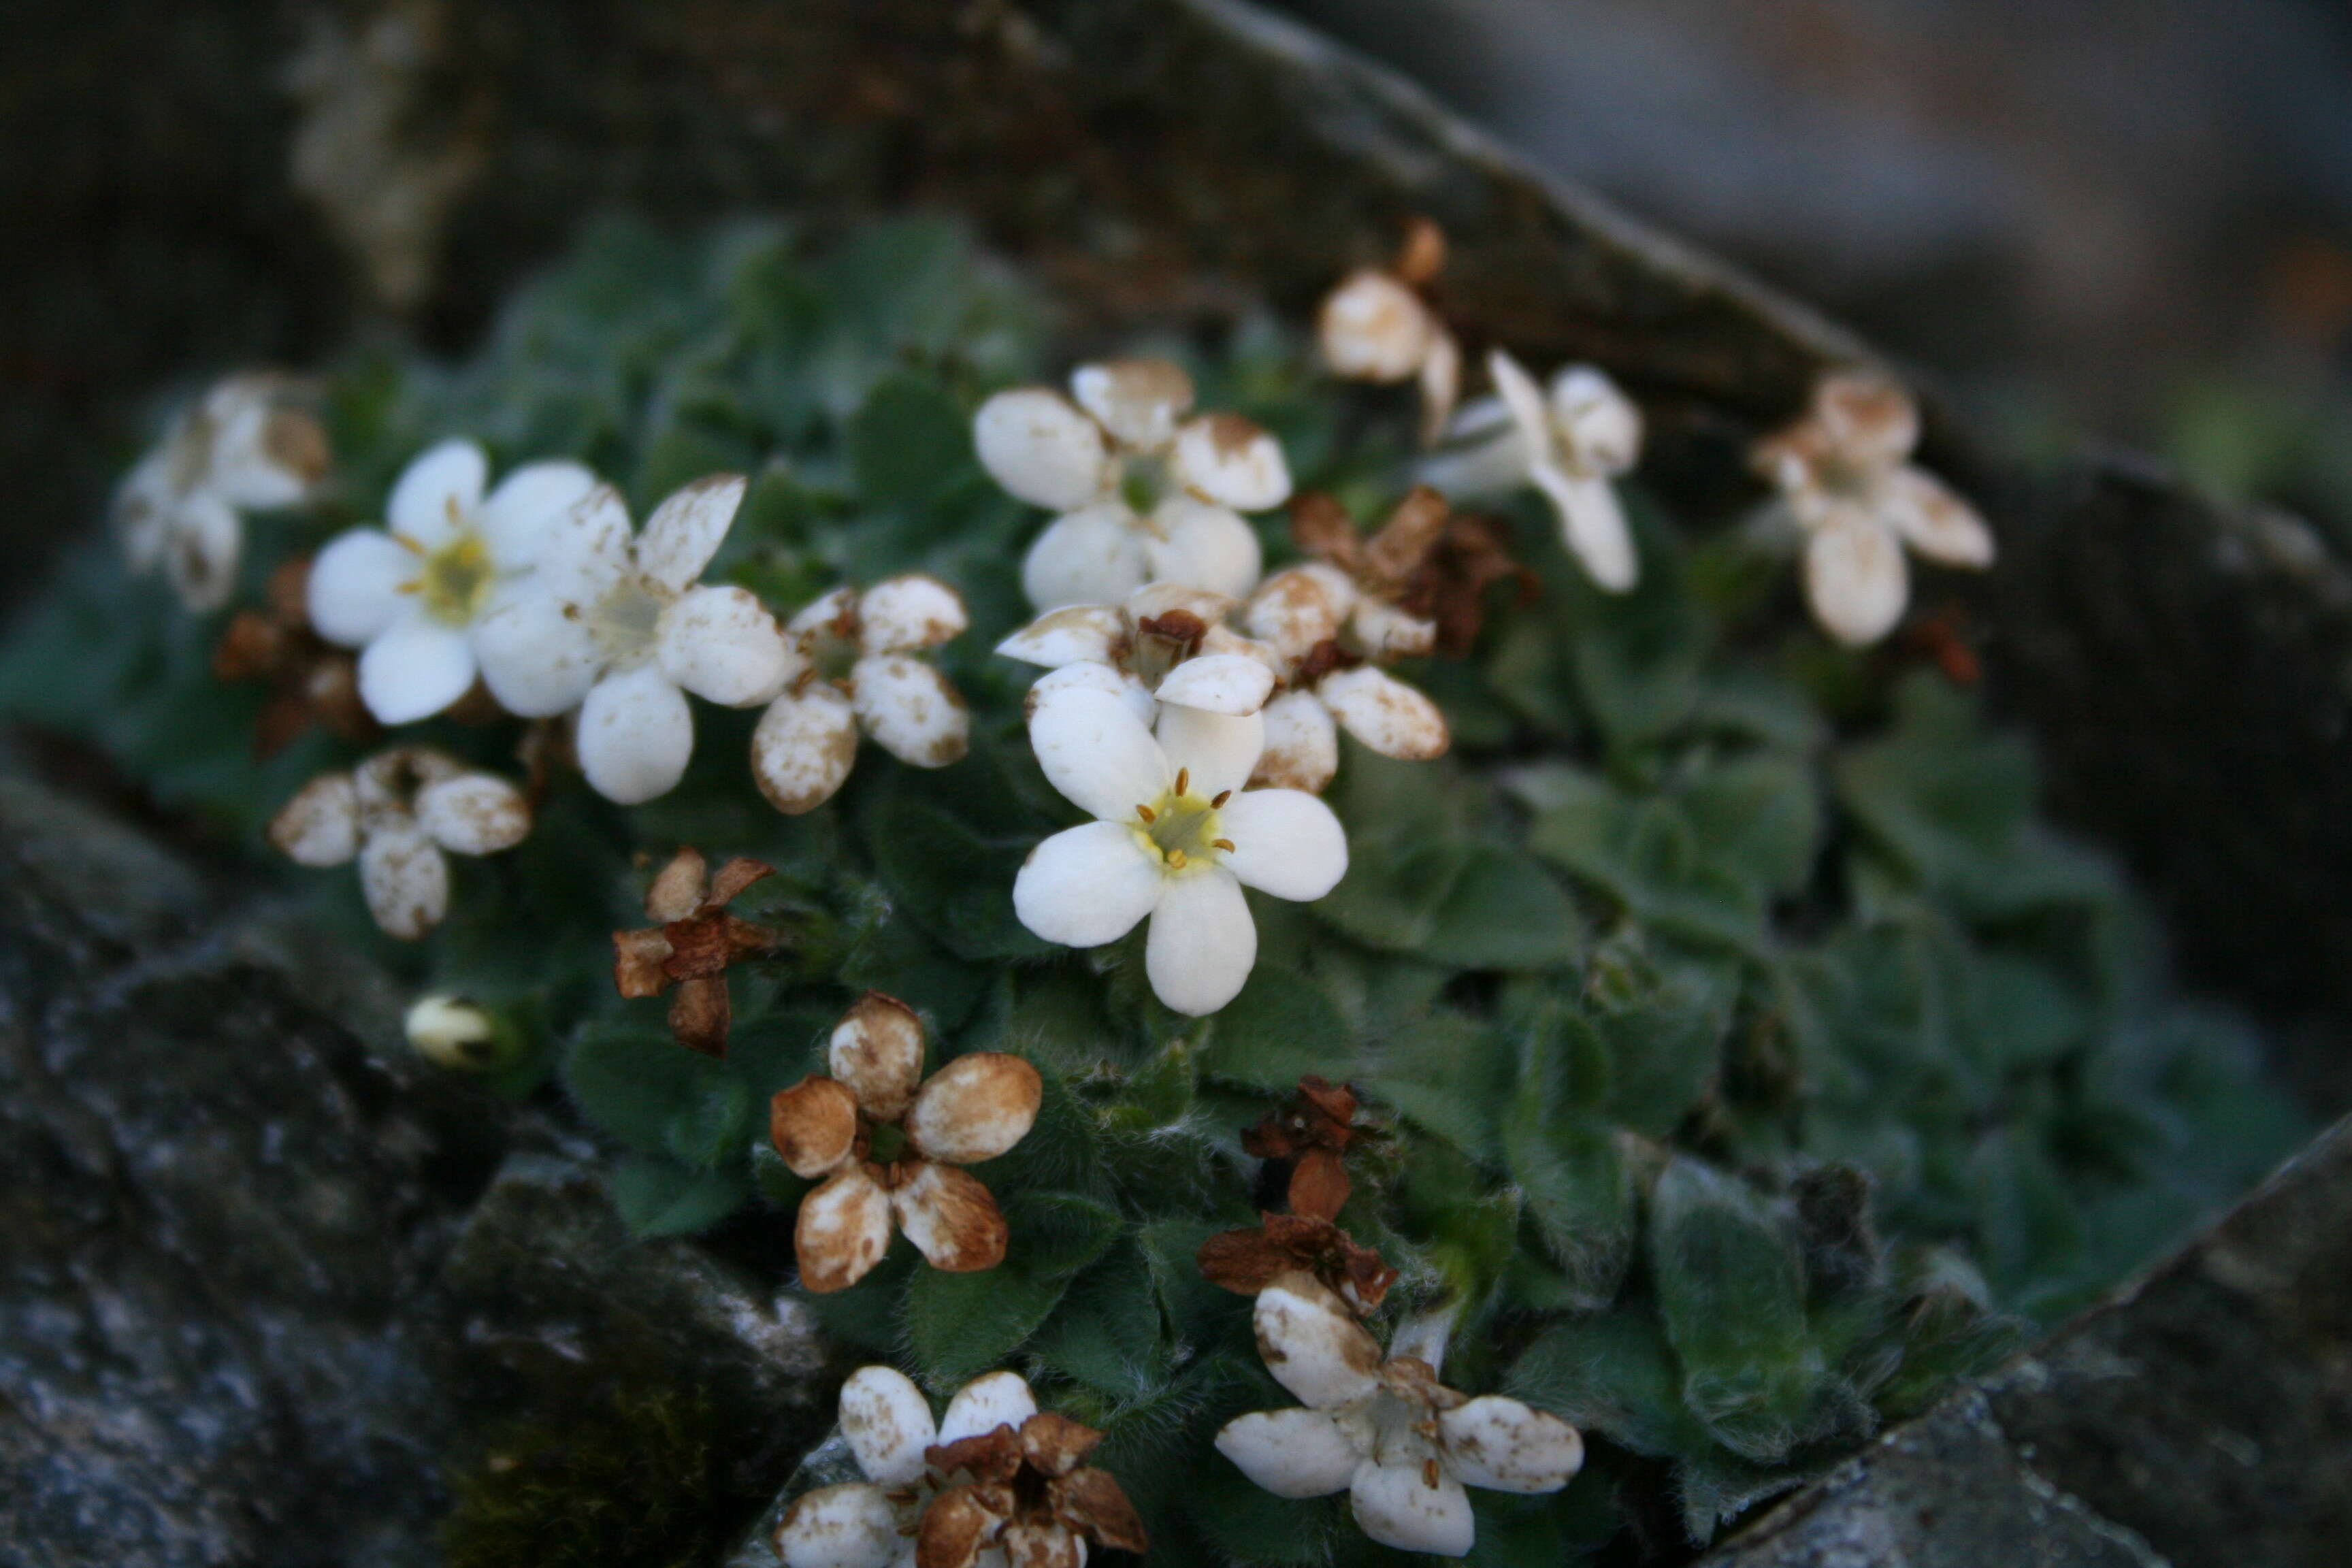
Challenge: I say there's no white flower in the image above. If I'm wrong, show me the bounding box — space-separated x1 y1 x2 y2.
1423 350 1643 593
973 358 1292 610
1012 683 1348 1016
267 747 530 939
116 374 329 611
1216 1276 1583 1558
1239 489 1455 794
1318 244 1460 447
994 582 1276 728
751 576 970 815
307 440 599 725
1752 371 1996 647
469 473 794 804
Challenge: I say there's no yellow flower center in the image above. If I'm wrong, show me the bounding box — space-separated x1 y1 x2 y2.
406 529 495 625
587 576 668 666
1132 767 1235 874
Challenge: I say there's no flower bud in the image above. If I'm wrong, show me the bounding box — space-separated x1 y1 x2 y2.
403 994 510 1071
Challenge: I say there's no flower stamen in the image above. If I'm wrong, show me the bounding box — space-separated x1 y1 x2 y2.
1136 804 1156 823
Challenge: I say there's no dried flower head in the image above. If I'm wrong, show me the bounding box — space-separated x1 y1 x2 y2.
994 581 1276 730
973 358 1290 610
1394 510 1538 658
116 372 329 612
269 747 532 938
1198 1211 1399 1314
474 474 797 804
612 847 782 1056
768 994 1041 1291
751 576 971 815
1243 1074 1361 1219
212 558 376 757
1318 218 1461 446
1751 371 1995 647
1216 1277 1582 1556
776 1368 1148 1568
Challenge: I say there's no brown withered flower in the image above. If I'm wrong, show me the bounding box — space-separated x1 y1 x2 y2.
1243 1075 1362 1220
212 558 375 757
917 1405 1149 1568
612 846 781 1056
1396 511 1539 658
1198 1210 1399 1316
1318 216 1461 446
769 994 1042 1292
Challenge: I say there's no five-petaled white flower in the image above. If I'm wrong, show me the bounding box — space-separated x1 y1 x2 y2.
994 582 1275 731
751 576 970 815
1216 1275 1583 1558
1424 350 1644 593
1751 370 1995 647
1240 488 1454 794
469 473 794 804
775 1367 1148 1568
973 359 1292 611
1318 218 1460 447
1013 683 1348 1016
267 747 531 939
307 439 599 724
768 993 1040 1292
116 373 329 612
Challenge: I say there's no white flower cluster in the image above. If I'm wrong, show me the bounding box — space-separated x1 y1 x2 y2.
116 374 329 612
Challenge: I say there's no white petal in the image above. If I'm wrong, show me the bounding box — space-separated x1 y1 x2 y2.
1252 1275 1382 1409
1350 598 1437 661
858 574 968 654
1155 704 1265 802
1069 359 1194 451
1488 348 1557 471
163 491 242 612
1026 663 1158 730
203 382 316 509
938 1371 1038 1446
786 585 861 644
1352 1458 1473 1557
270 773 360 866
1548 365 1642 475
1028 686 1169 822
385 440 487 546
1126 582 1238 627
1418 327 1462 448
357 617 478 724
1215 1409 1362 1499
1883 468 1995 568
1216 789 1347 902
1145 497 1263 601
1200 622 1288 681
656 585 796 706
1438 1396 1583 1494
478 459 599 566
849 655 969 768
1013 822 1164 949
474 585 606 717
1318 272 1433 382
975 389 1111 511
358 819 450 941
838 1366 936 1488
413 772 530 855
636 474 746 593
1533 466 1638 593
1250 690 1339 794
1145 866 1256 1015
308 529 414 648
1316 667 1449 761
996 605 1126 669
577 665 695 804
1805 514 1910 647
113 453 174 571
1153 653 1273 716
776 1482 904 1568
1243 564 1355 662
1022 504 1149 612
1171 414 1290 512
1815 372 1920 470
752 683 860 815
534 484 636 605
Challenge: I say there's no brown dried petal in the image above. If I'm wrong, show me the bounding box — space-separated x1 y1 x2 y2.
212 609 289 682
1000 1521 1085 1568
829 991 927 1122
1287 491 1362 570
795 1168 894 1293
1018 1411 1103 1478
904 1054 1043 1166
926 1426 1024 1486
1361 485 1451 592
1394 215 1448 287
769 1074 860 1178
668 974 732 1058
1288 1147 1353 1222
704 855 775 910
646 846 708 921
719 913 781 963
1049 1467 1149 1554
1196 1226 1300 1296
612 926 675 998
915 1482 1009 1568
662 914 740 981
890 1161 1010 1273
1296 1077 1358 1140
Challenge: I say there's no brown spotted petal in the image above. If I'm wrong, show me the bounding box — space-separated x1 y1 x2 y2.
1254 1272 1384 1409
926 1425 1024 1486
890 1161 1010 1273
646 845 708 921
1000 1521 1085 1568
705 854 776 909
795 1166 894 1293
904 1054 1043 1166
915 1482 1009 1568
1018 1411 1103 1478
612 926 675 998
828 992 927 1121
1049 1466 1150 1555
1360 485 1451 593
668 975 733 1058
770 1074 860 1178
1288 491 1363 570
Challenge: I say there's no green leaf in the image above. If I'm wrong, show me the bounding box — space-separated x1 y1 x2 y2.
904 1191 1120 1384
858 758 1054 963
1030 1241 1166 1396
1316 842 1582 969
1363 1013 1511 1161
1590 977 1728 1141
1522 766 1767 953
563 1019 734 1157
1676 753 1820 896
1506 1311 1710 1458
849 373 975 503
608 1154 751 1237
1198 965 1357 1090
1503 1012 1635 1304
